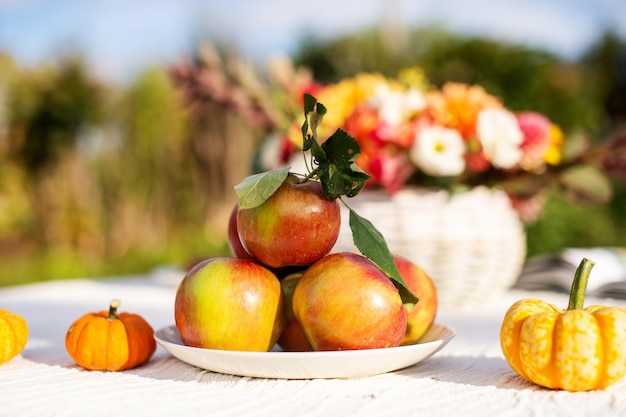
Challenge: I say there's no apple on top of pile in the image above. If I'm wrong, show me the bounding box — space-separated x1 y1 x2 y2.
174 94 437 352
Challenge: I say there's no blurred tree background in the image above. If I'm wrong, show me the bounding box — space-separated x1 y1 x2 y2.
0 24 624 286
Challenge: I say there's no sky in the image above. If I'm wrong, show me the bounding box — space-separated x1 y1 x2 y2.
0 0 625 84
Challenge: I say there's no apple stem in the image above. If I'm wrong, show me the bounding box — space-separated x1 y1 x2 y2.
338 196 352 211
302 167 319 183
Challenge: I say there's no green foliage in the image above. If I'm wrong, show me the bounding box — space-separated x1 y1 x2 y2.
294 26 607 138
0 233 230 287
295 29 407 82
0 61 226 286
1 24 625 286
301 94 370 199
558 164 614 205
415 36 598 135
526 188 626 257
316 129 371 199
8 57 103 173
104 67 201 226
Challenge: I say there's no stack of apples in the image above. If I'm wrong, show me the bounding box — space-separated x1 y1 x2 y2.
174 174 438 352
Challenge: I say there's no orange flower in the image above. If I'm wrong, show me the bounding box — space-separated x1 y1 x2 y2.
425 83 502 139
343 106 380 143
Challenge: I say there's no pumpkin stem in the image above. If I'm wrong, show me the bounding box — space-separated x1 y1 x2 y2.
109 298 121 320
567 258 595 310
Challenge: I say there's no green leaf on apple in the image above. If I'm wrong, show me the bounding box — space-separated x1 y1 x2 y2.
301 94 327 159
318 129 371 199
301 94 371 200
300 93 418 305
233 93 419 306
234 167 290 209
348 208 419 306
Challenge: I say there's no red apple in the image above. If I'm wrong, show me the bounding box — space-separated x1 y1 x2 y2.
276 272 313 352
227 203 254 260
394 256 438 345
292 252 407 351
174 257 285 351
237 174 340 268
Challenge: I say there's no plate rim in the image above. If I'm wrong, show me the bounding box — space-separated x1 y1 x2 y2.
155 323 455 356
155 322 455 379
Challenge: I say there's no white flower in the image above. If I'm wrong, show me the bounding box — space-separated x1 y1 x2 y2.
404 88 427 114
410 125 465 176
477 108 524 169
368 83 425 127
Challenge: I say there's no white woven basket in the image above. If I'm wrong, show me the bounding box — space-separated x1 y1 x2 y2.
332 186 526 306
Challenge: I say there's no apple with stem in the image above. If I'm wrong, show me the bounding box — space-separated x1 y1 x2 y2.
237 174 340 268
394 256 438 345
174 257 285 351
292 252 407 351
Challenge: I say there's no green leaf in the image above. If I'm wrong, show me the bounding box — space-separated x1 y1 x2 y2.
309 104 326 133
234 167 290 209
303 93 318 115
559 164 613 205
560 131 589 163
348 207 418 305
297 94 414 305
309 137 328 164
317 129 370 199
302 94 327 153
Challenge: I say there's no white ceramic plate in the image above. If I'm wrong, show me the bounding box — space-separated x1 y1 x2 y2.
155 323 454 379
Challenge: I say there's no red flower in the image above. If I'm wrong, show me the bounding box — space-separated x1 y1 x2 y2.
280 136 295 164
465 149 491 173
359 145 413 193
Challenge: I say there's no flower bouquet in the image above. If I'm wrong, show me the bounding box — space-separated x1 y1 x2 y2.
263 67 616 221
259 67 619 304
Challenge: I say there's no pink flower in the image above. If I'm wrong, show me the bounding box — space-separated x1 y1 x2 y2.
517 111 551 171
507 192 547 223
365 146 414 193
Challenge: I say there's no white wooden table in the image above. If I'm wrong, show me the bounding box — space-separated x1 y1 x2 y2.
2 271 626 417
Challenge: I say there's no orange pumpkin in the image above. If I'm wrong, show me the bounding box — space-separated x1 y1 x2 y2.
0 308 28 365
66 299 156 371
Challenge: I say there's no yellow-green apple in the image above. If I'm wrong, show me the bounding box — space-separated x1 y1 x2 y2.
276 272 313 352
292 252 407 351
237 174 340 268
394 256 438 345
227 203 254 260
174 257 285 351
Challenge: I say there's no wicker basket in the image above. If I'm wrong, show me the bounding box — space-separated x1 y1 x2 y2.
332 186 526 306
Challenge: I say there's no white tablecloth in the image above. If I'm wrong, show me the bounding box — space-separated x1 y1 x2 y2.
2 271 626 417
